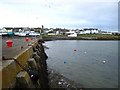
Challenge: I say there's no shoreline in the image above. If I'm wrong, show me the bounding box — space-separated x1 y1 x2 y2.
42 34 120 41
1 35 120 41
43 37 120 41
48 67 83 89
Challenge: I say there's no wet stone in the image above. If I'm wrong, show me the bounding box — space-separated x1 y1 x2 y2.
48 68 83 89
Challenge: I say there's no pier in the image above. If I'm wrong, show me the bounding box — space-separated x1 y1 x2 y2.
0 36 49 89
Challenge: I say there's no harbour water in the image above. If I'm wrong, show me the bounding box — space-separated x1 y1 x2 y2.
45 40 118 88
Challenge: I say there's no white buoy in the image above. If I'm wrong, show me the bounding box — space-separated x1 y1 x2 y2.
102 60 106 64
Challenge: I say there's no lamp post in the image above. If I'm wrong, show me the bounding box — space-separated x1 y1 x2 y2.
41 25 44 38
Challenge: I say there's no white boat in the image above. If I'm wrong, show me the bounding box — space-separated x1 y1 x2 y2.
15 31 40 37
0 32 8 36
29 31 40 36
14 32 20 36
18 32 28 36
15 31 29 36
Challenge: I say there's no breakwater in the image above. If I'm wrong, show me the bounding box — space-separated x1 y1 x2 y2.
1 39 49 89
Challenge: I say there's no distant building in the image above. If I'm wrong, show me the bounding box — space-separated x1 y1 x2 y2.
33 27 41 33
13 27 23 32
101 31 112 35
47 30 56 35
79 28 99 34
2 27 13 32
67 30 77 37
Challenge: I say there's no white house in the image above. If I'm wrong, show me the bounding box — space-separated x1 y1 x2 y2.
91 29 99 34
79 28 99 34
67 31 77 37
56 31 60 35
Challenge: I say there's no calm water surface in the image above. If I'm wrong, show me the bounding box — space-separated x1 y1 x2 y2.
45 40 118 88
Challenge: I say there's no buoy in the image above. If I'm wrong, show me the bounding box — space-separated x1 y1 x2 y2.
74 49 76 51
102 60 106 64
26 38 29 42
6 40 13 47
64 61 66 64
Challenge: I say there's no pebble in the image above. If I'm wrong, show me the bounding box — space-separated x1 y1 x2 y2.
66 84 70 87
64 81 67 84
60 79 64 82
51 80 53 82
58 82 62 85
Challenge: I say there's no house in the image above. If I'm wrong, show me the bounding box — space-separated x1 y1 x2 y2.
13 27 23 32
101 31 112 35
47 31 56 35
79 28 99 34
33 27 41 33
67 30 77 37
2 27 13 32
0 27 14 36
56 31 60 35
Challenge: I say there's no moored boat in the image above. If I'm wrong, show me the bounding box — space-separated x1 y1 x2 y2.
0 32 8 36
29 31 40 36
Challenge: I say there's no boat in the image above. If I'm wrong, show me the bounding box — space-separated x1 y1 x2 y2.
8 32 14 36
29 31 40 36
0 32 8 36
14 32 20 36
18 32 28 36
15 31 40 37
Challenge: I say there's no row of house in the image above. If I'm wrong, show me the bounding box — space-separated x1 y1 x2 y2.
79 28 99 34
43 28 100 35
0 27 108 35
1 27 118 37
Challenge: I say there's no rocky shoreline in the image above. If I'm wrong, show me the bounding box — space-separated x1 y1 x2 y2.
48 68 83 89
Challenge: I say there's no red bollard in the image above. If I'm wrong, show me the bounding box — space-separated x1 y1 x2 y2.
26 38 29 42
6 40 13 47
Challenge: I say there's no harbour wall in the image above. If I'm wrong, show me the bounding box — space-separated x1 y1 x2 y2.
1 39 49 89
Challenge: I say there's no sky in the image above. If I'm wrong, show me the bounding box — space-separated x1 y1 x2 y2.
0 0 119 31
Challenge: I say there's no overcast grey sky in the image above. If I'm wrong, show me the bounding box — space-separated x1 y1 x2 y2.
0 0 119 31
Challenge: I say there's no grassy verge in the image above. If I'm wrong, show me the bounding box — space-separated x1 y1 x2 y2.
42 34 120 40
78 34 120 40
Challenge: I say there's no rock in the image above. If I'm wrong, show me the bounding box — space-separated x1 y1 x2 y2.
60 79 64 82
58 82 62 85
66 84 70 87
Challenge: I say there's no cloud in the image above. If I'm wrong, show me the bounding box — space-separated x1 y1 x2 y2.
0 0 119 31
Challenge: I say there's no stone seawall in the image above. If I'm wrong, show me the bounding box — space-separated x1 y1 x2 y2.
1 39 49 89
